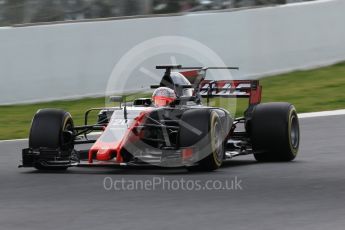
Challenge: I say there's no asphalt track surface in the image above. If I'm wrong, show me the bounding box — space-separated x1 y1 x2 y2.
0 115 345 230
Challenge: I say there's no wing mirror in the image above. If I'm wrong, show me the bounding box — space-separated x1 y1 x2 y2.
109 96 123 103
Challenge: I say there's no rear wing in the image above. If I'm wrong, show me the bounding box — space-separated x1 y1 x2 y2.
199 80 262 105
180 69 262 106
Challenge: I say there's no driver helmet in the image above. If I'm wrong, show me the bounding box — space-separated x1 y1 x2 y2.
152 87 177 107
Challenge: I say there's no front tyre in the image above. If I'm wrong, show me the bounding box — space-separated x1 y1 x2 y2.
197 111 225 170
180 110 225 171
250 103 300 162
29 109 75 171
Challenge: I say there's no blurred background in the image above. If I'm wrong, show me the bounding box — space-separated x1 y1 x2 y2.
0 0 315 26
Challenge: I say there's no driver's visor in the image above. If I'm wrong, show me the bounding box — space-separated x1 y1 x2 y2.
153 96 176 107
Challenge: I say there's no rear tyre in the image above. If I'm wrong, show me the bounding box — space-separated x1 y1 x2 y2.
180 110 225 171
250 103 300 162
29 109 75 171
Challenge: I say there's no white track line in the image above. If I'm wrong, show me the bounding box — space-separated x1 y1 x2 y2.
299 109 345 119
1 109 345 143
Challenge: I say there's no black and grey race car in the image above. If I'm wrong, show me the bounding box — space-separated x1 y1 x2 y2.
20 65 300 171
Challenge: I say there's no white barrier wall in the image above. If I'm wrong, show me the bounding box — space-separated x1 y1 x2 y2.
0 0 344 105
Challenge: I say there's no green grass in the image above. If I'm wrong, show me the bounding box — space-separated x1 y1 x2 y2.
1 62 345 140
260 62 345 113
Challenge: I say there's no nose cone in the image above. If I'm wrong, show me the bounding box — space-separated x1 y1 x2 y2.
98 148 117 161
88 142 119 162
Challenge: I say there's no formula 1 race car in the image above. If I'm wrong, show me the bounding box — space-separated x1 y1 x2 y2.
20 65 300 171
